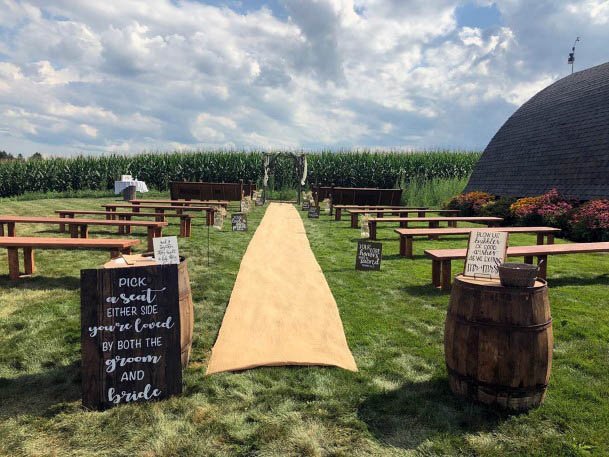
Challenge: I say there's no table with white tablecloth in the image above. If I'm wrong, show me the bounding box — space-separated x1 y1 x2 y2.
114 180 148 200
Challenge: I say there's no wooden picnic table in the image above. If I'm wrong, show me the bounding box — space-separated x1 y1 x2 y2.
128 199 229 208
394 226 560 258
0 216 166 251
363 216 503 239
425 242 609 290
333 205 428 221
347 208 460 228
102 203 217 225
56 210 193 237
0 236 139 280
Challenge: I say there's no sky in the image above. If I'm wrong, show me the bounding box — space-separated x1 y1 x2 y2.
0 0 608 156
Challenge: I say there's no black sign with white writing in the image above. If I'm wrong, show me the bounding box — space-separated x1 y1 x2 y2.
231 213 248 231
80 265 182 410
356 240 382 271
308 206 319 218
302 201 311 210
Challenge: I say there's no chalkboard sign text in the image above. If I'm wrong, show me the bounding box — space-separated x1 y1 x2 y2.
356 240 382 271
232 213 248 231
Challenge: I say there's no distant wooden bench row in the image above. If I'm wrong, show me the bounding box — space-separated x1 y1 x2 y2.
0 216 166 251
425 242 609 290
56 210 193 237
395 226 560 258
366 216 503 239
170 181 255 201
128 199 229 208
332 205 427 221
1 237 139 280
102 204 216 225
348 208 461 229
311 186 403 213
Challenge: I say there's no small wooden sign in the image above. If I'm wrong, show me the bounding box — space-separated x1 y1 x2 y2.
255 197 263 206
463 230 509 279
302 201 311 211
356 240 382 271
81 265 182 410
231 213 247 231
308 206 319 218
153 236 180 265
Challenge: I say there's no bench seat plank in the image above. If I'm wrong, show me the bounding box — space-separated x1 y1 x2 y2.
424 242 609 290
395 226 559 258
0 236 139 280
363 216 503 237
103 204 216 225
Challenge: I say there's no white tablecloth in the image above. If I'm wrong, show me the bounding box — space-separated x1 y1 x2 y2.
114 180 149 194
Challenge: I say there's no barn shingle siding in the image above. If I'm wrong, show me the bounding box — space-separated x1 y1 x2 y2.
465 61 609 200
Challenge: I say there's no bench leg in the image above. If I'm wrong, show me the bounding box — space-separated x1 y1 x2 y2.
110 249 120 259
428 221 439 240
351 213 358 229
206 210 213 226
400 221 408 228
524 256 534 265
125 215 132 235
448 220 457 228
147 227 160 251
536 233 544 245
7 248 20 280
69 224 78 238
377 212 384 218
335 208 342 221
23 247 35 275
547 234 555 244
133 206 141 213
441 260 452 291
404 236 414 259
538 255 548 279
7 222 15 237
0 223 4 236
59 214 66 233
432 260 441 288
369 221 377 240
418 211 425 218
80 225 89 238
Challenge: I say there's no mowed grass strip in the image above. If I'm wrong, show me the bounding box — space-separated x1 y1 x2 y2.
0 194 607 456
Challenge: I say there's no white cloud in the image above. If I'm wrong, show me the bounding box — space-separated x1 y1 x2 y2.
0 0 607 155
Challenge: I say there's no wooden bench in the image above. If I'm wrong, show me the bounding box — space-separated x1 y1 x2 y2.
103 204 216 225
348 209 460 228
365 216 503 239
0 236 139 280
56 210 193 237
395 226 560 258
425 242 609 291
0 216 166 251
128 199 229 208
333 205 427 221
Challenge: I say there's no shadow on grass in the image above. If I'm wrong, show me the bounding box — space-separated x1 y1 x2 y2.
0 275 81 290
358 377 510 450
0 361 81 419
549 274 609 288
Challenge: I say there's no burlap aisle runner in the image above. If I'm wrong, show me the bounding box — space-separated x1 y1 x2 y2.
206 203 357 374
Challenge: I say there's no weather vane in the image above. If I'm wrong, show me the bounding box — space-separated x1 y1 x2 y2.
568 37 580 74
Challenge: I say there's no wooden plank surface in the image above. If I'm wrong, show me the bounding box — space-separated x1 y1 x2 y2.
395 226 560 236
0 216 167 227
0 236 139 248
425 242 609 260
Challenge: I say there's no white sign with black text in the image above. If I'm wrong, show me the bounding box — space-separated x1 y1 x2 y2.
153 236 180 265
463 230 508 279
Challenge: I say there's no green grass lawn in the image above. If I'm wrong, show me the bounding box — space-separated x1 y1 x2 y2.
0 195 608 456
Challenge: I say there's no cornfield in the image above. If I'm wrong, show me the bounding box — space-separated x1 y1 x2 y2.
0 150 480 197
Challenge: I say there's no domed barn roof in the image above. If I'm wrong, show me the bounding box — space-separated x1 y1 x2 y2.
465 61 609 200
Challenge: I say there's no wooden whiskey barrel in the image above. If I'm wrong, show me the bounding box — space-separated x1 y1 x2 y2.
444 275 553 410
177 257 194 367
103 255 194 368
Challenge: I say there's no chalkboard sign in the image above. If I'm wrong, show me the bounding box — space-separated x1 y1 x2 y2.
308 206 319 218
231 213 247 231
302 201 311 210
463 230 509 279
255 197 263 206
81 265 182 410
356 240 382 271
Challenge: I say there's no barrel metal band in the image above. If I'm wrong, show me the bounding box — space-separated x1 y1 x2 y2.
446 365 548 394
448 312 552 332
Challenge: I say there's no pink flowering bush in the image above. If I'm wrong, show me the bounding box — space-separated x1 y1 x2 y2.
446 191 495 216
510 189 573 229
569 199 609 241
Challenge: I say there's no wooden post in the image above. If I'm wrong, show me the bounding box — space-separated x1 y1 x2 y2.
79 225 89 238
23 247 35 275
441 260 452 291
432 260 441 287
538 255 548 279
369 220 377 240
7 247 20 280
